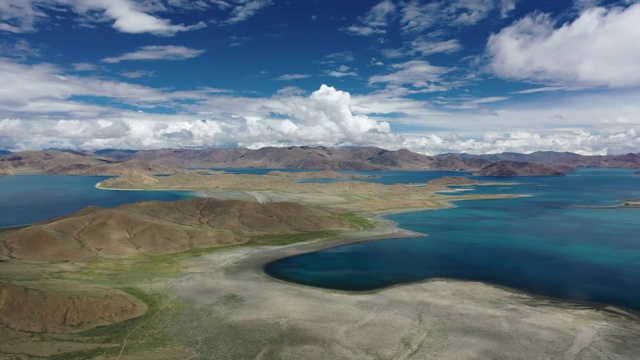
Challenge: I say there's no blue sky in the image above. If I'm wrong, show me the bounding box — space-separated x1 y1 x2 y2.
1 0 639 154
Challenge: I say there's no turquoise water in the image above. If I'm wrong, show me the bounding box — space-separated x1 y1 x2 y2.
0 175 194 228
266 169 640 311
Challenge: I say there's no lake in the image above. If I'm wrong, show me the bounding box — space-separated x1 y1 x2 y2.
265 169 640 311
0 175 195 228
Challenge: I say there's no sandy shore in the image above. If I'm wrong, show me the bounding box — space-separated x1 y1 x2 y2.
133 213 640 360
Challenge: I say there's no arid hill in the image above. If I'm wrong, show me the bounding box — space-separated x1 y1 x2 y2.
0 198 352 261
0 150 176 175
0 281 147 336
475 161 566 176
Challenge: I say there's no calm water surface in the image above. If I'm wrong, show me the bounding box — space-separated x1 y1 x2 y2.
0 175 194 228
266 169 640 311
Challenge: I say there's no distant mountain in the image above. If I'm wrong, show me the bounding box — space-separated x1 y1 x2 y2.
3 148 639 175
475 161 566 176
116 146 488 171
0 150 176 175
449 151 640 168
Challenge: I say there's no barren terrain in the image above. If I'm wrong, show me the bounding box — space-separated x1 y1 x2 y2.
0 171 638 359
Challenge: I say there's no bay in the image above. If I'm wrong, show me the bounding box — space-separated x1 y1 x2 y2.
265 169 640 311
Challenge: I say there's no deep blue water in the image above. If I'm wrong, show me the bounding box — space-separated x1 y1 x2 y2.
266 169 640 311
0 175 194 228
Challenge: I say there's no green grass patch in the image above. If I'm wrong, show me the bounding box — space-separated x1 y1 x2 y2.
342 212 376 230
75 286 185 356
249 230 338 246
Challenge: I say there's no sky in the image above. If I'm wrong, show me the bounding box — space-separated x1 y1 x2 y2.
1 0 640 155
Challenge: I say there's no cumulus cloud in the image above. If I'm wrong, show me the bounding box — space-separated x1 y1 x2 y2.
0 84 398 150
2 55 639 155
102 46 206 63
404 128 640 155
487 3 640 88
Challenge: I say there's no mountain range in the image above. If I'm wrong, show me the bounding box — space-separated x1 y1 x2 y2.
1 147 639 177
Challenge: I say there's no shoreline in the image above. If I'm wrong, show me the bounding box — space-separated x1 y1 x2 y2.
230 210 640 318
93 178 639 316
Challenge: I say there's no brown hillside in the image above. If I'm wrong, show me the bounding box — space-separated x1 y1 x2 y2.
0 281 147 335
0 198 351 261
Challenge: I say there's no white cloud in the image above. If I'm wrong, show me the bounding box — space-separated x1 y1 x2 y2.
403 128 640 155
370 60 451 89
275 86 306 97
511 86 567 94
343 0 396 36
0 0 44 33
487 4 640 88
120 70 155 79
97 0 206 35
326 65 357 77
72 63 99 72
500 0 520 18
0 84 398 150
1 56 639 156
398 0 518 34
275 74 311 81
411 38 462 56
0 0 207 36
398 1 438 33
322 51 354 64
0 38 41 59
224 0 273 24
102 45 206 63
326 71 358 78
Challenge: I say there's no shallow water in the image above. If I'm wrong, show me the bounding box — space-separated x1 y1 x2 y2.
266 169 640 311
0 175 194 228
